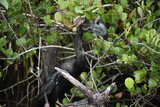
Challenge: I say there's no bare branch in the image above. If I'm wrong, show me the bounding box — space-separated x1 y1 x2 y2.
54 67 93 97
54 67 116 106
0 45 74 61
0 8 27 51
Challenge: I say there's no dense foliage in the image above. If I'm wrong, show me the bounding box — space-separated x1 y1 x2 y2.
0 0 160 107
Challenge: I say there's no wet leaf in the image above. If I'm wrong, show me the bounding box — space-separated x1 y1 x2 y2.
125 77 134 89
0 0 9 9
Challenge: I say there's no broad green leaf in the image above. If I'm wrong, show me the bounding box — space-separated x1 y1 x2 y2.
134 68 147 83
142 84 148 94
6 48 13 57
103 41 110 51
149 29 156 36
134 87 142 95
112 47 123 55
0 0 9 9
115 5 123 13
86 81 94 88
16 37 26 46
85 5 97 11
93 48 99 55
145 33 150 43
26 50 36 58
93 0 101 4
83 0 93 5
120 0 128 5
70 87 76 93
9 17 17 25
7 60 14 64
148 78 157 87
150 61 158 72
11 52 18 58
59 1 69 9
54 12 63 22
127 54 137 61
62 98 69 105
137 7 143 17
158 2 160 7
46 6 55 13
116 102 121 107
43 15 53 25
83 32 94 42
18 26 27 35
0 37 7 48
75 6 83 14
131 38 138 47
45 31 57 43
121 12 127 20
122 54 129 60
80 72 87 80
84 12 92 19
12 0 20 6
125 77 134 89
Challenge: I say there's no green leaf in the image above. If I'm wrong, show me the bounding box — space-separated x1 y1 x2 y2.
83 32 94 42
85 5 97 11
121 12 127 20
120 0 128 5
54 12 63 22
6 48 13 57
122 54 129 60
43 15 53 25
103 41 110 51
62 98 69 105
116 102 121 107
93 0 101 4
59 1 69 9
149 29 156 36
131 38 138 47
148 78 157 87
134 68 147 83
0 71 2 78
16 37 26 46
80 72 87 80
0 37 7 48
112 47 123 55
18 26 27 35
46 6 55 13
134 87 142 95
75 6 83 14
158 2 160 7
115 5 123 13
145 33 150 43
125 77 134 89
0 0 9 9
137 7 143 17
11 52 18 58
45 31 57 43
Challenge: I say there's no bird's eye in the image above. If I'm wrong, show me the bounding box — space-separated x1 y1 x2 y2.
96 21 99 25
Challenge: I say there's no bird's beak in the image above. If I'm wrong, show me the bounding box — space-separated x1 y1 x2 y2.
82 26 90 31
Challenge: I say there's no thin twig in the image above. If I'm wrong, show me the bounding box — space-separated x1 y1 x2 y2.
0 45 74 61
98 60 154 67
136 42 160 54
0 8 26 51
0 75 34 93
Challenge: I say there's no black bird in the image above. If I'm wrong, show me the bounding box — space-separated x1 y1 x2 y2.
37 18 106 107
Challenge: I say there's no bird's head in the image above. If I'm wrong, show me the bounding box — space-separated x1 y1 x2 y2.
81 17 107 36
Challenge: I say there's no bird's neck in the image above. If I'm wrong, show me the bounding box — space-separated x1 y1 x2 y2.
75 26 85 65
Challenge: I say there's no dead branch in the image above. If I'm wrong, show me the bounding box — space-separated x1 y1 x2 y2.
54 67 116 107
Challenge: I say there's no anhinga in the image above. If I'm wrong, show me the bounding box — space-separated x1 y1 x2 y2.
37 18 106 107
